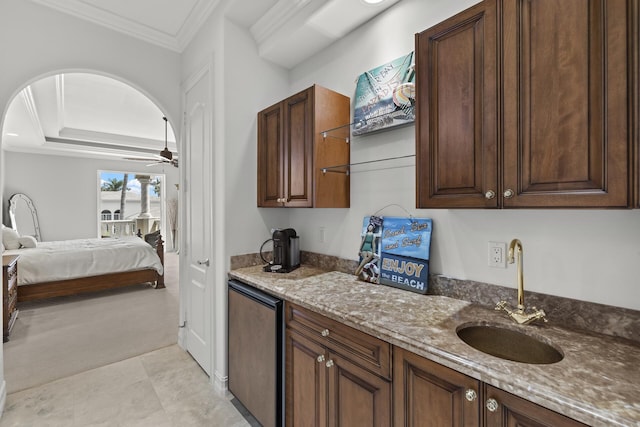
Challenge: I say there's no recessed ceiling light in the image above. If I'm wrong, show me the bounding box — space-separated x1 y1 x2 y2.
5 133 19 137
362 0 385 4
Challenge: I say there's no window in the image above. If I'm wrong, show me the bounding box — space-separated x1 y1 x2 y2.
98 171 166 238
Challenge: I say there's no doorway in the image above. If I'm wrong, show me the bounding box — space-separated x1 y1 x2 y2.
1 71 183 393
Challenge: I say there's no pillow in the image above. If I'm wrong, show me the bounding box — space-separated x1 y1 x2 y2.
18 236 37 248
2 226 21 250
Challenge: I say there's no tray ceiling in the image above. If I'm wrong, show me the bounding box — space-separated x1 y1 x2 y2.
4 0 400 160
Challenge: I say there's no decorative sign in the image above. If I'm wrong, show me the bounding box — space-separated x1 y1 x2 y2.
353 52 415 136
378 217 432 294
356 216 433 294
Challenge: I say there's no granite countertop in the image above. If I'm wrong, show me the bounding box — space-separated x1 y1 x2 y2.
229 265 640 427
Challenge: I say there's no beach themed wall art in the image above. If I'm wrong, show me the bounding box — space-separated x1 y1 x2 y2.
353 51 415 136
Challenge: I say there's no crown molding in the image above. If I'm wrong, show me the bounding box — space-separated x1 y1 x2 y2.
250 0 322 44
176 0 222 51
31 0 183 52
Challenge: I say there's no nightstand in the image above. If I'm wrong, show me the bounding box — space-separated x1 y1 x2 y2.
3 255 19 342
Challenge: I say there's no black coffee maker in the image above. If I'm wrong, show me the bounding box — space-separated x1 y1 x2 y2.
261 228 300 273
260 228 300 273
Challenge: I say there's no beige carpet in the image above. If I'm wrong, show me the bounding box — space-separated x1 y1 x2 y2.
3 252 179 394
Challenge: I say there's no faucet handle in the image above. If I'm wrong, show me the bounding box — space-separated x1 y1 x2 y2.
531 307 548 323
495 301 508 311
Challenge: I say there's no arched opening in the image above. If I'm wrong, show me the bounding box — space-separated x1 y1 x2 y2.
1 71 181 393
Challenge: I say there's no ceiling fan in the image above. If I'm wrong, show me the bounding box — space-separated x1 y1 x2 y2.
125 116 178 167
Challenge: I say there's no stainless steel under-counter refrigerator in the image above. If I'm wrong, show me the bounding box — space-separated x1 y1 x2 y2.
228 279 284 427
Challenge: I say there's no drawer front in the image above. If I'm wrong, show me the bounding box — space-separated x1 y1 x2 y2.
7 270 17 293
286 302 391 379
7 285 17 312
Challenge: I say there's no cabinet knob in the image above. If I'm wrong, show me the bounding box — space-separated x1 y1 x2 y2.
486 398 499 412
465 389 477 402
485 190 496 200
321 329 330 337
276 197 284 203
316 355 325 363
326 360 334 368
503 189 514 199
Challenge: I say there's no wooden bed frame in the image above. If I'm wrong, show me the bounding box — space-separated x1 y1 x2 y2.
17 232 165 303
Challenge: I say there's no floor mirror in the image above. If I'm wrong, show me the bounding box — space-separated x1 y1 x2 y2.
8 193 42 241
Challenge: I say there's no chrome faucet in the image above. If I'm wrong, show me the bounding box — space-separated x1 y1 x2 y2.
495 239 547 325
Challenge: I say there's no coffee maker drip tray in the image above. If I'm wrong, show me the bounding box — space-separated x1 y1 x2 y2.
263 263 299 273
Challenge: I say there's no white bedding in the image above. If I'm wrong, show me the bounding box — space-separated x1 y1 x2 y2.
4 237 164 286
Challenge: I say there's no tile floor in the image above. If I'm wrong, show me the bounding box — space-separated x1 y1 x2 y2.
0 345 251 426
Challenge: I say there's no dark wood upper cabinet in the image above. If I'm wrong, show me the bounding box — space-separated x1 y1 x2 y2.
502 0 630 208
633 0 640 208
416 0 499 208
258 102 285 207
417 0 634 208
257 85 350 208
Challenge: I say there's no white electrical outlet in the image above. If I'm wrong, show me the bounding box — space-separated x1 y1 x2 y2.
488 241 507 268
319 226 326 243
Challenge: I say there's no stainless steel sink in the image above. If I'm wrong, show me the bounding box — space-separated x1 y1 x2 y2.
456 324 563 364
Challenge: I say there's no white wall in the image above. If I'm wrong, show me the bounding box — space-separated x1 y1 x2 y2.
3 151 179 241
182 1 291 261
0 0 182 240
0 0 181 129
181 0 292 388
282 0 640 311
182 0 640 312
0 0 182 410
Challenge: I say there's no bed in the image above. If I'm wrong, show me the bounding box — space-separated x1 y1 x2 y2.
3 231 165 303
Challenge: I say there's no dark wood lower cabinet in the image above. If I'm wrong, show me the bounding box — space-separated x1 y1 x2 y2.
285 304 391 427
327 352 391 426
394 346 588 427
484 385 588 427
284 304 589 427
393 346 481 427
286 329 327 427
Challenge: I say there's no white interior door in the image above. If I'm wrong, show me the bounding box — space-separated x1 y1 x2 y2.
183 69 212 375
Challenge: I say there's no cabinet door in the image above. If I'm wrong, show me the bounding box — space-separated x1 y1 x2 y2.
283 88 313 207
633 0 640 208
502 0 630 207
327 352 391 427
416 0 499 208
286 329 327 427
394 347 480 427
484 385 588 427
257 102 284 207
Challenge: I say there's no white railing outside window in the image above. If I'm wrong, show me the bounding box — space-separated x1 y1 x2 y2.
101 219 137 237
